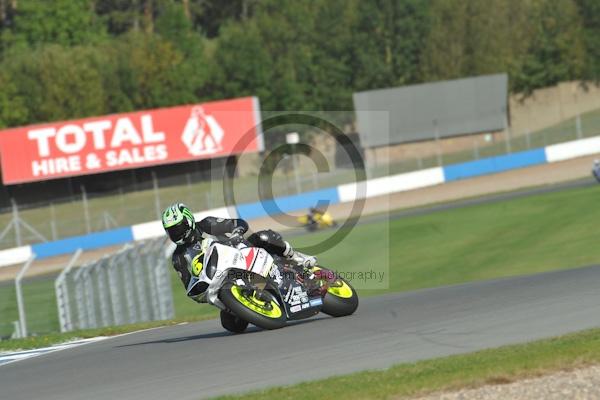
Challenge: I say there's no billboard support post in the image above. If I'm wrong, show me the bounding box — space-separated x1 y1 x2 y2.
185 173 192 194
503 112 512 154
49 202 58 240
433 120 443 166
204 191 211 209
286 132 302 194
81 186 91 234
473 139 480 160
12 199 21 246
152 171 161 219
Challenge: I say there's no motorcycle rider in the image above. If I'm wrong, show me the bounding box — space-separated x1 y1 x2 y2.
593 159 600 183
304 207 321 229
161 202 317 303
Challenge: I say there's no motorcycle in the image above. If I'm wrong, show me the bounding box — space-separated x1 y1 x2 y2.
297 210 338 232
197 238 358 332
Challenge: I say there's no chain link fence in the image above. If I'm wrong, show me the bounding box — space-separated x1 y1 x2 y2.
0 237 174 339
54 238 174 334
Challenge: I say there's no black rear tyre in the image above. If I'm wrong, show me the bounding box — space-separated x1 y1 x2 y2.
321 278 359 317
220 310 249 333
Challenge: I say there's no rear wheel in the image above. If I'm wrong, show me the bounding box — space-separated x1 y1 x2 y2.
220 310 249 333
321 276 359 317
219 281 286 330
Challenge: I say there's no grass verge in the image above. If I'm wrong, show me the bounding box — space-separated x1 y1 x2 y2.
0 313 218 352
295 182 600 296
213 327 600 400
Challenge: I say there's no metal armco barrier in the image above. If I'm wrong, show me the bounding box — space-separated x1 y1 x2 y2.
54 238 174 333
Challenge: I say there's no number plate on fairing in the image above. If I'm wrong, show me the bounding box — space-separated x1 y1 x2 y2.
281 280 323 318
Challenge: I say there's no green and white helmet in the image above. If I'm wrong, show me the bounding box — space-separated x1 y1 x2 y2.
162 203 196 245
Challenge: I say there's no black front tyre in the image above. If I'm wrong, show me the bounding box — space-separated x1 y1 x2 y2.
220 310 249 333
219 281 287 330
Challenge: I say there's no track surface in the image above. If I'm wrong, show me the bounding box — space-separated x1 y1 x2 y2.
1 264 600 399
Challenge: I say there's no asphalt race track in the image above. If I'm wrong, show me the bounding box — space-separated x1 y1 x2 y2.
1 264 600 399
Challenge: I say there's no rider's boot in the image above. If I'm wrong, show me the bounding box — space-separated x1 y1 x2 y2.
283 241 317 268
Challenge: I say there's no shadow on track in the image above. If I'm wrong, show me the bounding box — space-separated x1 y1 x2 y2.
115 327 262 347
115 316 330 348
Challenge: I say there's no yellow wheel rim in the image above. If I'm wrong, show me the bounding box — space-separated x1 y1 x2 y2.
327 280 354 299
230 286 283 318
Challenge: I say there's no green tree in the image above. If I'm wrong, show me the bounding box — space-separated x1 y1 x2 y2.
513 0 585 93
351 0 430 90
4 0 105 48
423 0 585 93
208 19 272 106
95 0 170 35
0 69 28 128
422 0 525 80
114 32 201 109
3 44 108 123
154 0 207 99
575 0 600 81
187 0 259 38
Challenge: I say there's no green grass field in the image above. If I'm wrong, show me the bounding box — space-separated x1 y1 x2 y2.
297 182 600 296
2 182 600 342
2 107 600 249
214 327 600 400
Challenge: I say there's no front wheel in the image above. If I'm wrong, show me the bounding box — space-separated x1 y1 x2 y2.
219 281 286 330
321 276 359 317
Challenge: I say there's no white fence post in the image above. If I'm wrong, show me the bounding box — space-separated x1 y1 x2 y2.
119 245 138 324
55 249 83 333
83 264 98 329
156 239 175 320
81 185 91 234
73 264 88 330
15 256 36 338
95 257 112 327
108 247 127 326
130 244 151 322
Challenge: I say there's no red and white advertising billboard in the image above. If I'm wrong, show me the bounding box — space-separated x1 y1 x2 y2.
0 96 263 185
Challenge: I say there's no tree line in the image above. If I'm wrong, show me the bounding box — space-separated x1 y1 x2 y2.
0 0 598 130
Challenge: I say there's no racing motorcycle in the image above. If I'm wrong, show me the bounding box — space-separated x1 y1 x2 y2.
297 209 337 232
197 238 358 332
